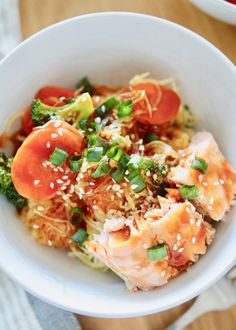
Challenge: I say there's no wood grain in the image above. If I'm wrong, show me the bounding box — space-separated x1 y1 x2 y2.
19 1 236 329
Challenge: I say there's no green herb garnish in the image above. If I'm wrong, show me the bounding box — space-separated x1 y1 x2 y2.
91 161 110 178
71 228 89 247
95 97 119 116
147 243 167 261
145 133 158 142
111 165 126 182
49 147 68 166
84 147 104 162
69 156 82 172
117 99 133 118
191 157 208 174
70 206 83 226
179 185 198 200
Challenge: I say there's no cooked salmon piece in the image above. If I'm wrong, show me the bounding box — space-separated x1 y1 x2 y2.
169 132 236 220
86 201 207 291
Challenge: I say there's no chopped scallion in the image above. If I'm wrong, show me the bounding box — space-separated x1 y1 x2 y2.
85 147 104 162
128 155 154 170
107 145 123 162
70 206 83 226
49 147 68 166
191 157 208 174
91 161 110 178
111 165 125 182
71 228 89 247
95 97 119 116
147 243 167 261
145 133 158 142
128 172 146 193
117 99 133 118
120 153 130 167
69 156 82 172
179 185 198 200
88 135 110 149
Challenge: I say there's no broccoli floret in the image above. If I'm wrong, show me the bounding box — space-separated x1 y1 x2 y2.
149 163 169 186
31 92 94 126
0 153 27 208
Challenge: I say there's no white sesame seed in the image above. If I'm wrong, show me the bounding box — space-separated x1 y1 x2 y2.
53 121 61 128
48 240 53 246
32 224 40 229
131 184 138 190
101 105 106 112
112 184 121 192
178 247 184 253
89 182 95 186
56 191 62 195
79 173 84 179
202 182 208 186
177 233 181 241
111 195 115 201
190 218 195 225
56 179 63 184
46 141 51 149
53 168 58 172
219 179 224 185
153 174 157 181
173 244 178 251
106 185 112 191
210 197 214 205
58 128 63 136
138 139 143 145
139 145 145 151
93 205 98 209
51 133 58 139
62 175 68 180
192 236 196 244
186 207 191 213
161 270 166 277
198 175 203 183
95 96 100 103
37 206 44 211
116 192 122 198
196 219 202 227
125 170 129 175
50 182 54 189
34 179 40 185
95 117 101 124
146 170 151 177
214 181 220 186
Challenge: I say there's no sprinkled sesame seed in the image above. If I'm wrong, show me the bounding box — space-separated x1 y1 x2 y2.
178 247 184 253
62 175 68 180
210 197 214 205
51 133 58 139
95 117 101 124
219 179 224 184
56 179 63 184
101 105 106 112
146 170 151 177
116 192 122 198
89 182 95 186
131 184 138 190
32 224 40 229
139 145 145 151
56 191 62 195
111 195 115 201
95 96 100 103
48 240 53 246
125 170 129 175
53 168 59 172
79 173 84 179
192 237 196 244
37 206 44 211
173 244 178 251
177 233 181 241
50 182 54 189
190 218 195 225
53 121 61 128
138 139 143 145
196 219 202 227
112 184 121 192
93 205 98 210
46 141 51 148
161 270 166 277
34 179 40 185
153 174 157 181
58 128 63 136
202 182 208 186
214 181 220 186
106 185 112 191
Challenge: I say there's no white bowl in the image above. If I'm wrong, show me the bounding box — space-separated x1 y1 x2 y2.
191 0 236 25
0 12 236 317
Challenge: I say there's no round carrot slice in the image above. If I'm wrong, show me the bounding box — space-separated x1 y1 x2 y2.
11 120 84 200
132 83 181 125
35 86 75 100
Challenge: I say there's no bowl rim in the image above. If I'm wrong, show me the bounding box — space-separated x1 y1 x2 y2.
0 11 236 317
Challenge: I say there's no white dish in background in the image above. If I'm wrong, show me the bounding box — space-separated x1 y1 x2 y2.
191 0 236 25
0 12 235 317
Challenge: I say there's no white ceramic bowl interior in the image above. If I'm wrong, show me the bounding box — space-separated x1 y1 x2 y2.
0 13 235 317
191 0 236 25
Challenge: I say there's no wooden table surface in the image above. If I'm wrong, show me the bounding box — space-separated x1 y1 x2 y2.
19 1 236 329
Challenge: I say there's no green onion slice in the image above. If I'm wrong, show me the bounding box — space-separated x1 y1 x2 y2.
128 171 146 193
111 165 125 182
145 133 158 142
147 243 167 261
77 76 94 94
70 206 83 226
128 155 154 170
179 185 198 200
191 157 208 174
117 99 133 118
120 153 130 167
71 228 89 247
107 145 123 162
85 147 104 162
69 155 82 172
95 97 119 116
49 147 68 166
88 135 110 149
91 161 110 178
